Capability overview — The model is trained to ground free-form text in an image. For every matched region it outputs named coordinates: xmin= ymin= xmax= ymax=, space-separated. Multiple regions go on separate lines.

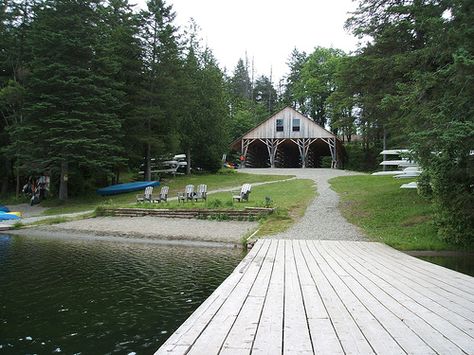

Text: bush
xmin=320 ymin=156 xmax=332 ymax=168
xmin=413 ymin=122 xmax=474 ymax=247
xmin=206 ymin=198 xmax=224 ymax=208
xmin=342 ymin=142 xmax=382 ymax=172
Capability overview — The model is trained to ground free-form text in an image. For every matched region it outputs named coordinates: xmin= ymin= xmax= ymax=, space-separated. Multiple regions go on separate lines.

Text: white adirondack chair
xmin=178 ymin=184 xmax=194 ymax=202
xmin=194 ymin=184 xmax=207 ymax=201
xmin=233 ymin=183 xmax=251 ymax=202
xmin=136 ymin=186 xmax=153 ymax=202
xmin=152 ymin=186 xmax=169 ymax=203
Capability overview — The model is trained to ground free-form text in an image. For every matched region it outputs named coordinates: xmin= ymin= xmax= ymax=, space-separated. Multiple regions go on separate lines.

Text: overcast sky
xmin=135 ymin=0 xmax=360 ymax=83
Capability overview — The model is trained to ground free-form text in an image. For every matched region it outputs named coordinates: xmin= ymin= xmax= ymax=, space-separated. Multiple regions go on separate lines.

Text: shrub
xmin=342 ymin=142 xmax=382 ymax=172
xmin=320 ymin=156 xmax=332 ymax=168
xmin=413 ymin=122 xmax=474 ymax=247
xmin=206 ymin=199 xmax=223 ymax=208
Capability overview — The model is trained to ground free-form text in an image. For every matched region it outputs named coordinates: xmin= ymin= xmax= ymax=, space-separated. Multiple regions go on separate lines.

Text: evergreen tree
xmin=18 ymin=0 xmax=123 ymax=200
xmin=345 ymin=0 xmax=474 ymax=244
xmin=253 ymin=75 xmax=277 ymax=115
xmin=98 ymin=0 xmax=143 ymax=181
xmin=0 ymin=0 xmax=34 ymax=195
xmin=180 ymin=22 xmax=228 ymax=172
xmin=282 ymin=48 xmax=307 ymax=109
xmin=230 ymin=58 xmax=252 ymax=102
xmin=138 ymin=0 xmax=181 ymax=180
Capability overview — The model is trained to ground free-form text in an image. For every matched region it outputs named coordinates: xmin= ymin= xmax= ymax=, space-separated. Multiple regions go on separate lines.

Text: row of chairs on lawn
xmin=136 ymin=183 xmax=252 ymax=203
xmin=177 ymin=184 xmax=208 ymax=203
xmin=136 ymin=186 xmax=169 ymax=203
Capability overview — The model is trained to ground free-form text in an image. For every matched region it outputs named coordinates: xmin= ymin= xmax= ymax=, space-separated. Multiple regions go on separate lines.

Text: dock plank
xmin=220 ymin=239 xmax=278 ymax=354
xmin=308 ymin=241 xmax=405 ymax=354
xmin=156 ymin=240 xmax=266 ymax=354
xmin=346 ymin=242 xmax=474 ymax=354
xmin=301 ymin=241 xmax=375 ymax=354
xmin=319 ymin=241 xmax=436 ymax=354
xmin=283 ymin=240 xmax=313 ymax=354
xmin=156 ymin=240 xmax=474 ymax=355
xmin=293 ymin=240 xmax=344 ymax=354
xmin=251 ymin=240 xmax=285 ymax=355
xmin=186 ymin=240 xmax=272 ymax=355
xmin=330 ymin=241 xmax=465 ymax=354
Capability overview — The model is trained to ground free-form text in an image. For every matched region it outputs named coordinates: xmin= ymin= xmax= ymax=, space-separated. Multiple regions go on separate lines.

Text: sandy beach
xmin=8 ymin=216 xmax=258 ymax=247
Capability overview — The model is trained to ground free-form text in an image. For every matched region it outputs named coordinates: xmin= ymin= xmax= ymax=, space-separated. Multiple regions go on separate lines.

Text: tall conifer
xmin=22 ymin=0 xmax=123 ymax=200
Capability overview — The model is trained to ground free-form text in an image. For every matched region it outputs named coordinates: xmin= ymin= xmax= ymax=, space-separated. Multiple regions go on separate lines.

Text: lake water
xmin=415 ymin=254 xmax=474 ymax=277
xmin=0 ymin=235 xmax=245 ymax=354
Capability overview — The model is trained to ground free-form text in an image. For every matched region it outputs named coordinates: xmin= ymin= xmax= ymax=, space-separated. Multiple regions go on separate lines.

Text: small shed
xmin=231 ymin=107 xmax=342 ymax=168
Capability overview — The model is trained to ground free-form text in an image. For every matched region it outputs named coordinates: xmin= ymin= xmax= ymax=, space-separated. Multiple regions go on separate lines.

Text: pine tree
xmin=20 ymin=0 xmax=123 ymax=200
xmin=0 ymin=0 xmax=34 ymax=195
xmin=98 ymin=0 xmax=143 ymax=182
xmin=253 ymin=75 xmax=277 ymax=115
xmin=180 ymin=22 xmax=228 ymax=172
xmin=137 ymin=0 xmax=182 ymax=180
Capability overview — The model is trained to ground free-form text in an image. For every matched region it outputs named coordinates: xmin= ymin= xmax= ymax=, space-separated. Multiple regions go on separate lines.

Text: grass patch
xmin=207 ymin=179 xmax=316 ymax=235
xmin=21 ymin=213 xmax=94 ymax=228
xmin=98 ymin=178 xmax=316 ymax=236
xmin=330 ymin=175 xmax=455 ymax=251
xmin=40 ymin=172 xmax=293 ymax=215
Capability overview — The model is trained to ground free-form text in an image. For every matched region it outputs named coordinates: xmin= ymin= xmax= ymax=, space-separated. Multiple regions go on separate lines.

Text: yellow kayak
xmin=6 ymin=211 xmax=22 ymax=217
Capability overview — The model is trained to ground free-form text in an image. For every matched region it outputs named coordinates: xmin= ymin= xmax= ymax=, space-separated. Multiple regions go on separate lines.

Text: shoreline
xmin=5 ymin=216 xmax=259 ymax=248
xmin=6 ymin=228 xmax=241 ymax=249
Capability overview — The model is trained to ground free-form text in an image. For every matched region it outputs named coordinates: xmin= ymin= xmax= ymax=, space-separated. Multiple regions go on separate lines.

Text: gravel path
xmin=243 ymin=168 xmax=367 ymax=241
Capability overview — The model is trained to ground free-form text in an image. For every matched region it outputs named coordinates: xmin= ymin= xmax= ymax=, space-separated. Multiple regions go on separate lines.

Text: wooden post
xmin=260 ymin=138 xmax=283 ymax=168
xmin=291 ymin=138 xmax=318 ymax=168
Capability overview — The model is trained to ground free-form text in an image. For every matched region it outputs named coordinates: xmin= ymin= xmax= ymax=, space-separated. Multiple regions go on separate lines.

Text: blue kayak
xmin=96 ymin=181 xmax=160 ymax=196
xmin=0 ymin=212 xmax=20 ymax=221
xmin=0 ymin=205 xmax=10 ymax=212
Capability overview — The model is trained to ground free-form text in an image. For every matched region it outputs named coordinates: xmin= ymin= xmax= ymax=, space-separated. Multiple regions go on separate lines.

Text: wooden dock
xmin=156 ymin=240 xmax=474 ymax=354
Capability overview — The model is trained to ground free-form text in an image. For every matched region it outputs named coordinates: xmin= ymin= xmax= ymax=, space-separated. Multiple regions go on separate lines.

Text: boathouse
xmin=231 ymin=107 xmax=342 ymax=168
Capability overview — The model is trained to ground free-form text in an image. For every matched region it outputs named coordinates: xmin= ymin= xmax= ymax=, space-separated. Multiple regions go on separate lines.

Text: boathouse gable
xmin=242 ymin=107 xmax=333 ymax=140
xmin=233 ymin=107 xmax=341 ymax=169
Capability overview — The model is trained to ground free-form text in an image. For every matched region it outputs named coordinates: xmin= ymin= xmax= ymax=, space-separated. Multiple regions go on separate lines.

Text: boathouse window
xmin=292 ymin=118 xmax=300 ymax=132
xmin=276 ymin=119 xmax=284 ymax=132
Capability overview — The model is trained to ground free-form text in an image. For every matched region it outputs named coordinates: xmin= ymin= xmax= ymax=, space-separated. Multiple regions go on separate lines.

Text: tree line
xmin=1 ymin=0 xmax=472 ymax=244
xmin=0 ymin=0 xmax=237 ymax=201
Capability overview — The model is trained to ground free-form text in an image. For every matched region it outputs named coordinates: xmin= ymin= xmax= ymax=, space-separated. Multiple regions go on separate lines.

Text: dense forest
xmin=1 ymin=0 xmax=472 ymax=244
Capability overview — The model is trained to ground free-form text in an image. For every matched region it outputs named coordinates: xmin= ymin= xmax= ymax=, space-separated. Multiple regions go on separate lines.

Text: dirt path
xmin=242 ymin=168 xmax=367 ymax=241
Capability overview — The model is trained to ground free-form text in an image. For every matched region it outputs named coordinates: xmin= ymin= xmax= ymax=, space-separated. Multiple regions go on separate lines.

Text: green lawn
xmin=40 ymin=171 xmax=294 ymax=215
xmin=330 ymin=175 xmax=453 ymax=251
xmin=102 ymin=178 xmax=316 ymax=237
xmin=199 ymin=178 xmax=316 ymax=236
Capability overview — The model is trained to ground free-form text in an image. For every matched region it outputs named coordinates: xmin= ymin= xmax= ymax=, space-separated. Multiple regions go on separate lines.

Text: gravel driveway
xmin=243 ymin=168 xmax=367 ymax=241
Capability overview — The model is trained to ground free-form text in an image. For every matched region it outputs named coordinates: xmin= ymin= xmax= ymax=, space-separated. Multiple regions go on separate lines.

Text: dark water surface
xmin=0 ymin=235 xmax=245 ymax=354
xmin=415 ymin=254 xmax=474 ymax=277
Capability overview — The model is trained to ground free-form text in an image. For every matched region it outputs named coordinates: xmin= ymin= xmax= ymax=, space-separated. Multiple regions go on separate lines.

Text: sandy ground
xmin=10 ymin=216 xmax=258 ymax=246
xmin=5 ymin=168 xmax=365 ymax=245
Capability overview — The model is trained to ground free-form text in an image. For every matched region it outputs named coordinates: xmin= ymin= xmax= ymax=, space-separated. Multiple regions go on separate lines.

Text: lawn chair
xmin=232 ymin=183 xmax=251 ymax=202
xmin=194 ymin=184 xmax=207 ymax=202
xmin=177 ymin=184 xmax=194 ymax=202
xmin=152 ymin=186 xmax=169 ymax=203
xmin=136 ymin=186 xmax=153 ymax=202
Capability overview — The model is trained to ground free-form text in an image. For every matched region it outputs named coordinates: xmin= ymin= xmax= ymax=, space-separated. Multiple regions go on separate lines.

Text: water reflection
xmin=0 ymin=235 xmax=245 ymax=354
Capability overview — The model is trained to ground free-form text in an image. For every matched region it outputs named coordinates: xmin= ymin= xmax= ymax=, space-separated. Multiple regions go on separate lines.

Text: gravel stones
xmin=243 ymin=168 xmax=367 ymax=241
